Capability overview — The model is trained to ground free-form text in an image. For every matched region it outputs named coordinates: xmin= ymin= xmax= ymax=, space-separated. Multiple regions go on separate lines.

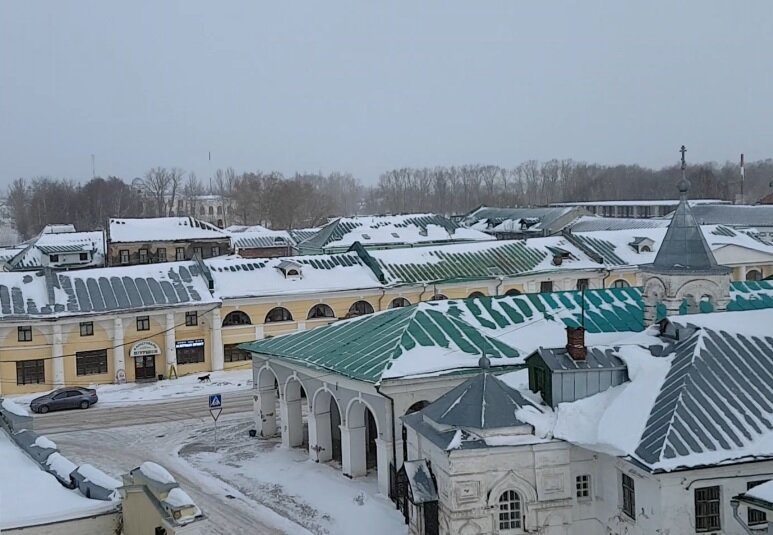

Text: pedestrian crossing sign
xmin=209 ymin=394 xmax=222 ymax=409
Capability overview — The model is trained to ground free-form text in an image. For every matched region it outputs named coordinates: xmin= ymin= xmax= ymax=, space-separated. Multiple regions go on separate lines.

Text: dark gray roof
xmin=465 ymin=206 xmax=577 ymax=232
xmin=634 ymin=326 xmax=773 ymax=469
xmin=529 ymin=347 xmax=626 ymax=371
xmin=570 ymin=216 xmax=670 ymax=232
xmin=649 ymin=182 xmax=730 ymax=274
xmin=420 ymin=372 xmax=534 ymax=430
xmin=691 ymin=204 xmax=773 ymax=227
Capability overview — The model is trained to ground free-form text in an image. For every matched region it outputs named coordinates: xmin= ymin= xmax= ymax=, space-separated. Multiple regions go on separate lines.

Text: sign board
xmin=115 ymin=369 xmax=126 ymax=384
xmin=209 ymin=394 xmax=223 ymax=423
xmin=130 ymin=340 xmax=161 ymax=358
xmin=176 ymin=339 xmax=205 ymax=349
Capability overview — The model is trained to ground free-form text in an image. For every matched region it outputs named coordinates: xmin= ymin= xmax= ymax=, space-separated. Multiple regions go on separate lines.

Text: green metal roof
xmin=241 ymin=304 xmax=520 ymax=384
xmin=242 ymin=281 xmax=773 ymax=384
xmin=567 ymin=234 xmax=626 ymax=265
xmin=373 ymin=241 xmax=550 ymax=284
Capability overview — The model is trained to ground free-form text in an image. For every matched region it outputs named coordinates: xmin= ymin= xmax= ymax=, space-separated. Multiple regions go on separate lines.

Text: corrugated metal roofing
xmin=242 ymin=305 xmax=520 ymax=383
xmin=691 ymin=204 xmax=773 ymax=227
xmin=569 ymin=217 xmax=670 ymax=232
xmin=634 ymin=326 xmax=773 ymax=470
xmin=373 ymin=241 xmax=550 ymax=284
xmin=567 ymin=234 xmax=626 ymax=265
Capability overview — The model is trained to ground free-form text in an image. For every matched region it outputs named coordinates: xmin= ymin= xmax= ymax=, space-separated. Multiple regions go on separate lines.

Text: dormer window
xmin=273 ymin=236 xmax=287 ymax=245
xmin=276 ymin=260 xmax=303 ymax=279
xmin=629 ymin=237 xmax=655 ymax=254
xmin=361 ymin=234 xmax=371 ymax=240
xmin=391 ymin=232 xmax=399 ymax=239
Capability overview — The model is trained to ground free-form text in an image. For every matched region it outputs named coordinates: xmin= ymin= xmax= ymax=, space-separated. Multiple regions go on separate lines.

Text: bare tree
xmin=183 ymin=172 xmax=204 ymax=217
xmin=167 ymin=167 xmax=185 ymax=216
xmin=142 ymin=167 xmax=171 ymax=217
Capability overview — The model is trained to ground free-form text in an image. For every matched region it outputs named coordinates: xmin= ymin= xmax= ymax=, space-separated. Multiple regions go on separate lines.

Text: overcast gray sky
xmin=1 ymin=1 xmax=771 ymax=186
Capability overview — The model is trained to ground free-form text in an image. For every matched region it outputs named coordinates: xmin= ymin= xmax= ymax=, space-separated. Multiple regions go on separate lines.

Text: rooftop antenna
xmin=91 ymin=154 xmax=96 ymax=180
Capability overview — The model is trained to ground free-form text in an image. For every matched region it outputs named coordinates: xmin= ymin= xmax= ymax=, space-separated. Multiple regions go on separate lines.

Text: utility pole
xmin=91 ymin=154 xmax=96 ymax=179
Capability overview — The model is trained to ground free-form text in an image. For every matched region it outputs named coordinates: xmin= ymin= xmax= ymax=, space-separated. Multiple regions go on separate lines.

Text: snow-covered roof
xmin=463 ymin=206 xmax=583 ymax=235
xmin=568 ymin=224 xmax=773 ymax=267
xmin=552 ymin=199 xmax=728 ymax=207
xmin=206 ymin=253 xmax=382 ymax=299
xmin=108 ymin=217 xmax=229 ymax=243
xmin=0 ymin=430 xmax=117 ymax=530
xmin=226 ymin=225 xmax=296 ymax=250
xmin=743 ymin=480 xmax=773 ymax=506
xmin=569 ymin=216 xmax=670 ymax=233
xmin=511 ymin=308 xmax=773 ymax=472
xmin=297 ymin=214 xmax=492 ymax=252
xmin=367 ymin=237 xmax=605 ymax=285
xmin=6 ymin=230 xmax=106 ymax=270
xmin=0 ymin=261 xmax=217 ymax=320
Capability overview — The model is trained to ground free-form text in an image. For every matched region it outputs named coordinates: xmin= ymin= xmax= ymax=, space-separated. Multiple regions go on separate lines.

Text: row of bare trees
xmin=368 ymin=160 xmax=773 ymax=214
xmin=7 ymin=159 xmax=773 ymax=240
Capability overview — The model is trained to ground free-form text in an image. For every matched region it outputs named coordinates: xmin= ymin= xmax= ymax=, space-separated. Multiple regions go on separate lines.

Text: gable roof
xmin=108 ymin=217 xmax=229 ymax=243
xmin=420 ymin=372 xmax=535 ymax=429
xmin=463 ymin=206 xmax=582 ymax=235
xmin=632 ymin=317 xmax=773 ymax=470
xmin=297 ymin=214 xmax=492 ymax=252
xmin=241 ymin=304 xmax=520 ymax=384
xmin=691 ymin=204 xmax=773 ymax=228
xmin=226 ymin=225 xmax=296 ymax=250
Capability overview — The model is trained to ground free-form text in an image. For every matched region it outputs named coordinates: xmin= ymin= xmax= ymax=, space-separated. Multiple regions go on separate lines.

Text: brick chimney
xmin=566 ymin=326 xmax=587 ymax=361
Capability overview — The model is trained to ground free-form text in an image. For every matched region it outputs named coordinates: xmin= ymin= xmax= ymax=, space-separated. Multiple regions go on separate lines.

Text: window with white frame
xmin=498 ymin=490 xmax=522 ymax=531
xmin=748 ymin=480 xmax=769 ymax=525
xmin=576 ymin=474 xmax=591 ymax=499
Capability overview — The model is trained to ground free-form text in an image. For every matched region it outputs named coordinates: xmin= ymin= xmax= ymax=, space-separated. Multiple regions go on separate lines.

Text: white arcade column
xmin=164 ymin=312 xmax=176 ymax=376
xmin=279 ymin=396 xmax=304 ymax=448
xmin=309 ymin=410 xmax=332 ymax=462
xmin=375 ymin=438 xmax=392 ymax=496
xmin=52 ymin=324 xmax=64 ymax=387
xmin=113 ymin=318 xmax=125 ymax=383
xmin=258 ymin=384 xmax=277 ymax=437
xmin=341 ymin=425 xmax=367 ymax=478
xmin=210 ymin=308 xmax=224 ymax=372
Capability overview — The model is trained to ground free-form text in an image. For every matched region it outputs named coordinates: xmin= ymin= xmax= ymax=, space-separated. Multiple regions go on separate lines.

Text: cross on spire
xmin=680 ymin=145 xmax=687 ymax=170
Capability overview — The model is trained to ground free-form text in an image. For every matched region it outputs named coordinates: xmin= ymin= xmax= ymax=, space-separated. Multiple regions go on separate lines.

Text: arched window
xmin=505 ymin=289 xmax=522 ymax=297
xmin=308 ymin=304 xmax=335 ymax=319
xmin=199 ymin=205 xmax=205 ymax=215
xmin=265 ymin=307 xmax=293 ymax=323
xmin=640 ymin=245 xmax=652 ymax=253
xmin=612 ymin=279 xmax=630 ymax=289
xmin=222 ymin=310 xmax=252 ymax=326
xmin=208 ymin=206 xmax=214 ymax=216
xmin=468 ymin=291 xmax=485 ymax=299
xmin=217 ymin=205 xmax=223 ymax=215
xmin=429 ymin=294 xmax=448 ymax=301
xmin=498 ymin=490 xmax=522 ymax=530
xmin=746 ymin=269 xmax=763 ymax=281
xmin=347 ymin=300 xmax=374 ymax=317
xmin=389 ymin=297 xmax=410 ymax=309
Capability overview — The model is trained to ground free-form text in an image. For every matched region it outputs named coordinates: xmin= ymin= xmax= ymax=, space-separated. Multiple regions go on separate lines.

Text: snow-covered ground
xmin=49 ymin=413 xmax=406 ymax=535
xmin=9 ymin=369 xmax=253 ymax=408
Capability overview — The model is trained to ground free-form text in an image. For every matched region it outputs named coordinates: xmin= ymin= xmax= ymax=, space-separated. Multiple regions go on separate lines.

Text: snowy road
xmin=48 ymin=414 xmax=307 ymax=535
xmin=32 ymin=390 xmax=255 ymax=433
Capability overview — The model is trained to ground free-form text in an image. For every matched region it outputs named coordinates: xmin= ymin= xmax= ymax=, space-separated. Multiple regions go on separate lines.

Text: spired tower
xmin=641 ymin=146 xmax=732 ymax=324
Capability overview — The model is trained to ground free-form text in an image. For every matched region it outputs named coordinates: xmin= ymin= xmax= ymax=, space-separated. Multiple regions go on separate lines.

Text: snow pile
xmin=0 ymin=431 xmax=116 ymax=529
xmin=46 ymin=452 xmax=77 ymax=481
xmin=34 ymin=435 xmax=58 ymax=450
xmin=445 ymin=429 xmax=463 ymax=451
xmin=1 ymin=397 xmax=30 ymax=416
xmin=139 ymin=461 xmax=176 ymax=484
xmin=77 ymin=464 xmax=122 ymax=490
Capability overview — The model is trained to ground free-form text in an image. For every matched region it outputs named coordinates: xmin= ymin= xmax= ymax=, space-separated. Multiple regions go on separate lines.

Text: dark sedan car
xmin=30 ymin=387 xmax=98 ymax=414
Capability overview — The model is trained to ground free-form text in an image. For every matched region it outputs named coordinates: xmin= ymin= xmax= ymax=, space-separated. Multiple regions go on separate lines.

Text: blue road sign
xmin=209 ymin=394 xmax=222 ymax=409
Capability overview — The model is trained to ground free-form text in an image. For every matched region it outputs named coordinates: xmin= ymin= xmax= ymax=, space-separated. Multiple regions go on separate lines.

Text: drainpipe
xmin=601 ymin=268 xmax=612 ymax=289
xmin=495 ymin=276 xmax=504 ymax=297
xmin=418 ymin=283 xmax=428 ymax=303
xmin=730 ymin=500 xmax=755 ymax=535
xmin=377 ymin=289 xmax=386 ymax=311
xmin=375 ymin=384 xmax=399 ymax=506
